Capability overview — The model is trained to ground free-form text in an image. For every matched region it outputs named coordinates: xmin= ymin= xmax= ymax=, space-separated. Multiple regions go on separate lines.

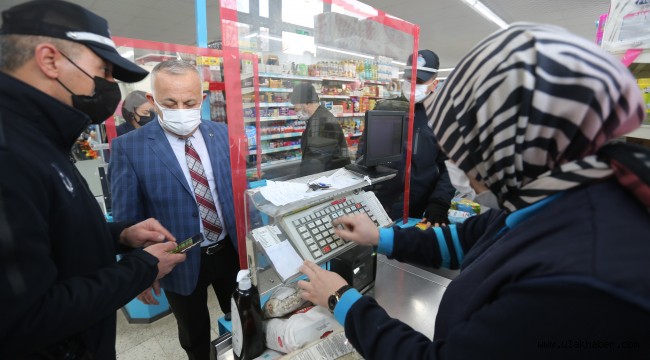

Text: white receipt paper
xmin=259 ymin=170 xmax=365 ymax=206
xmin=266 ymin=241 xmax=303 ymax=281
xmin=260 ymin=181 xmax=309 ymax=207
xmin=251 ymin=226 xmax=303 ymax=281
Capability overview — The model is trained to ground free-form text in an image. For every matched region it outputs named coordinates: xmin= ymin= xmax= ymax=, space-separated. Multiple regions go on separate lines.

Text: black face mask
xmin=57 ymin=52 xmax=122 ymax=125
xmin=136 ymin=110 xmax=155 ymax=125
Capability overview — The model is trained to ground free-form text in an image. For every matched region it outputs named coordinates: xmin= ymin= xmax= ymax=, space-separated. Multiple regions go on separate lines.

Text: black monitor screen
xmin=364 ymin=110 xmax=406 ymax=167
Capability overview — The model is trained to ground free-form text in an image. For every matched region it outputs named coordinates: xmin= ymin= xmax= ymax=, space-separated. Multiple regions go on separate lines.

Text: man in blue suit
xmin=109 ymin=60 xmax=239 ymax=360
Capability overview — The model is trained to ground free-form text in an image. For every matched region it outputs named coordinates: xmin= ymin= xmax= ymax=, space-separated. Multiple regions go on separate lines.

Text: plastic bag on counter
xmin=263 ymin=283 xmax=311 ymax=319
xmin=263 ymin=306 xmax=343 ymax=354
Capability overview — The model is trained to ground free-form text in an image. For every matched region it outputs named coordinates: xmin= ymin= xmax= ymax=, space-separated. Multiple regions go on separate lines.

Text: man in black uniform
xmin=291 ymin=82 xmax=351 ymax=176
xmin=361 ymin=50 xmax=454 ymax=226
xmin=0 ymin=1 xmax=186 ymax=359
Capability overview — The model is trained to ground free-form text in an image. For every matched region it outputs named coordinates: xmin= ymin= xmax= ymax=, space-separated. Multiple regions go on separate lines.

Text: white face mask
xmin=445 ymin=160 xmax=476 ymax=200
xmin=154 ymin=97 xmax=202 ymax=136
xmin=296 ymin=109 xmax=311 ymax=121
xmin=402 ymin=80 xmax=431 ymax=103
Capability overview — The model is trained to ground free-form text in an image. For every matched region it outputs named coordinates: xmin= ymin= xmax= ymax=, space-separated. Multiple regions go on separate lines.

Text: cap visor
xmin=89 ymin=44 xmax=149 ymax=82
xmin=405 ymin=70 xmax=432 ymax=82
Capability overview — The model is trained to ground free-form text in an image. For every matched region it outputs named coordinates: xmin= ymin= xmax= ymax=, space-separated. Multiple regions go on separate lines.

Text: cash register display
xmin=279 ymin=191 xmax=392 ymax=264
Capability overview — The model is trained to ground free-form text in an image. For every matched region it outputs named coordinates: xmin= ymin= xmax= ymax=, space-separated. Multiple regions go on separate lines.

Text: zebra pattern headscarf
xmin=429 ymin=23 xmax=647 ymax=212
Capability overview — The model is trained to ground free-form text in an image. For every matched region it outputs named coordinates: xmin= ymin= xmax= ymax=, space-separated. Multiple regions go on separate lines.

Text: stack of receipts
xmin=260 ymin=169 xmax=367 ymax=207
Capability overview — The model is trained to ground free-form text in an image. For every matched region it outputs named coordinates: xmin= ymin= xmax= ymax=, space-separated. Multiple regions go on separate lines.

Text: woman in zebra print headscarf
xmin=298 ymin=23 xmax=650 ymax=360
xmin=429 ymin=22 xmax=649 ymax=211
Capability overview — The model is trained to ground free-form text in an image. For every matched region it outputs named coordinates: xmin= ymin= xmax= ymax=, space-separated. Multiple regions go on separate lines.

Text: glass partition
xmin=218 ymin=0 xmax=419 ymax=271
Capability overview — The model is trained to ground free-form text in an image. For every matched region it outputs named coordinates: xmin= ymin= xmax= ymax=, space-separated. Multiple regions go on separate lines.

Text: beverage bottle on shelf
xmin=356 ymin=60 xmax=362 ymax=80
xmin=371 ymin=61 xmax=376 ymax=81
xmin=365 ymin=60 xmax=371 ymax=81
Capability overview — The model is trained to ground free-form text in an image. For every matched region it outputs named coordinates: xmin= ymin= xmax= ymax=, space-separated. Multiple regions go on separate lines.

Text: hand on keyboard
xmin=332 ymin=213 xmax=380 ymax=247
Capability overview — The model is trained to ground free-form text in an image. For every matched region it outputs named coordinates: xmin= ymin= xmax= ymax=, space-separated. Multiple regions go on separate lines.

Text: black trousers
xmin=165 ymin=239 xmax=239 ymax=360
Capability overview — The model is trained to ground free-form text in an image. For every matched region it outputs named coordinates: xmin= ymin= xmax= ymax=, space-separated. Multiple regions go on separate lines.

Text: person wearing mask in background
xmin=117 ymin=90 xmax=156 ymax=136
xmin=109 ymin=60 xmax=240 ymax=360
xmin=360 ymin=50 xmax=454 ymax=226
xmin=298 ymin=23 xmax=650 ymax=359
xmin=0 ymin=1 xmax=186 ymax=359
xmin=291 ymin=82 xmax=350 ymax=176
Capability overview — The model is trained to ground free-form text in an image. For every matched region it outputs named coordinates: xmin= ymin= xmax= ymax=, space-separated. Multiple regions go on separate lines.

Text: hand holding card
xmin=169 ymin=233 xmax=203 ymax=254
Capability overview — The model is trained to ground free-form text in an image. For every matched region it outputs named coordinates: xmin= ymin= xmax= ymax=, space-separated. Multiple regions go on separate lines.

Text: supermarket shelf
xmin=626 ymin=125 xmax=650 ymax=140
xmin=320 ymin=94 xmax=351 ymax=99
xmin=243 ymin=102 xmax=293 ymax=109
xmin=321 ymin=76 xmax=357 ymax=82
xmin=241 ymin=73 xmax=254 ymax=80
xmin=335 ymin=112 xmax=365 ymax=118
xmin=243 ymin=116 xmax=299 ymax=123
xmin=249 ymin=144 xmax=301 ymax=155
xmin=259 ymin=72 xmax=320 ymax=81
xmin=259 ymin=87 xmax=294 ymax=92
xmin=363 ymin=79 xmax=392 ymax=85
xmin=260 ymin=132 xmax=303 ymax=140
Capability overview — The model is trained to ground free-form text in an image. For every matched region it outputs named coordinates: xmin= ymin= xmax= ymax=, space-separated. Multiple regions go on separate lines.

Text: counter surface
xmin=373 ymin=254 xmax=451 ymax=338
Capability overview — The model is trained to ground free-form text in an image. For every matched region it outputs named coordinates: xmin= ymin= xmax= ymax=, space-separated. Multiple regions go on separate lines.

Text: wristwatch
xmin=328 ymin=285 xmax=353 ymax=313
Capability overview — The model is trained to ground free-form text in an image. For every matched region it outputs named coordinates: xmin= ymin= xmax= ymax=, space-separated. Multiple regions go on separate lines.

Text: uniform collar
xmin=505 ymin=193 xmax=563 ymax=229
xmin=0 ymin=71 xmax=91 ymax=151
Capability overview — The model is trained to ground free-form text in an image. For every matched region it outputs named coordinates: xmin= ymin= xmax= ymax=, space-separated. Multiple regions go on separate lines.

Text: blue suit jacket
xmin=109 ymin=120 xmax=238 ymax=296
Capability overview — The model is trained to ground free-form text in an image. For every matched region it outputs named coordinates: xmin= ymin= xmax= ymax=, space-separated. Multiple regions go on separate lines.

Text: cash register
xmin=245 ymin=110 xmax=407 ymax=293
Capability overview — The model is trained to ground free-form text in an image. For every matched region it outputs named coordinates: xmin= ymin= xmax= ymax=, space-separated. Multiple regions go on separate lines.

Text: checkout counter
xmin=211 ymin=168 xmax=455 ymax=359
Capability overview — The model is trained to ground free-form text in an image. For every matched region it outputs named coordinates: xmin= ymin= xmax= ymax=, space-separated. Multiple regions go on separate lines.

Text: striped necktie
xmin=185 ymin=138 xmax=222 ymax=242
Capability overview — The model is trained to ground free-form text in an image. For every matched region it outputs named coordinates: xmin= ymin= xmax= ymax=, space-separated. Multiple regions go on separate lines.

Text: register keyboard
xmin=280 ymin=190 xmax=392 ymax=264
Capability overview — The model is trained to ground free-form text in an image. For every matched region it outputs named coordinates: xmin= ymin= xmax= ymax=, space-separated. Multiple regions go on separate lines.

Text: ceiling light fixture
xmin=438 ymin=67 xmax=455 ymax=72
xmin=316 ymin=45 xmax=374 ymax=59
xmin=459 ymin=0 xmax=508 ymax=29
xmin=392 ymin=60 xmax=407 ymax=66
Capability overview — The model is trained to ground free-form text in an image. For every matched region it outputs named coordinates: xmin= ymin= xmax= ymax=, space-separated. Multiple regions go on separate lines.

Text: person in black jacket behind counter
xmin=290 ymin=82 xmax=350 ymax=176
xmin=358 ymin=50 xmax=455 ymax=226
xmin=0 ymin=1 xmax=186 ymax=359
xmin=298 ymin=23 xmax=650 ymax=359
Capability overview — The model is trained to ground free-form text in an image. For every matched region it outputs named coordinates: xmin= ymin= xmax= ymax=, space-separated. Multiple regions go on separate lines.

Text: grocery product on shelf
xmin=245 ymin=56 xmax=402 ymax=179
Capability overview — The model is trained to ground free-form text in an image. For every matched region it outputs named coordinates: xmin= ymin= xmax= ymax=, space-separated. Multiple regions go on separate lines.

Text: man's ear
xmin=33 ymin=43 xmax=63 ymax=80
xmin=429 ymin=79 xmax=439 ymax=92
xmin=146 ymin=93 xmax=160 ymax=115
xmin=146 ymin=93 xmax=155 ymax=105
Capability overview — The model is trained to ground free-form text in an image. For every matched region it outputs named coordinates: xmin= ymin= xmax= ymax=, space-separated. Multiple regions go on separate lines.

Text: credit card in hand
xmin=169 ymin=234 xmax=203 ymax=253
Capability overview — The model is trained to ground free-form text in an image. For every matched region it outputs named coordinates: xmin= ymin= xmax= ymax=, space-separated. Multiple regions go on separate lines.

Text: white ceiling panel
xmin=0 ymin=0 xmax=611 ymax=67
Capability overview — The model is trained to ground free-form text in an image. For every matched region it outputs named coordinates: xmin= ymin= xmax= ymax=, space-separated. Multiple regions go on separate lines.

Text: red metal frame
xmin=218 ymin=0 xmax=420 ymax=268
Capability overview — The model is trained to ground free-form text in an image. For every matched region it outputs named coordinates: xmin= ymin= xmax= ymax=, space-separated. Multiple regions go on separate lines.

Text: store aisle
xmin=116 ymin=291 xmax=224 ymax=360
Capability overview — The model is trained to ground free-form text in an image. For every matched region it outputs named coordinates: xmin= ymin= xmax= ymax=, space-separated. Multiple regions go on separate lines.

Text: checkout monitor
xmin=345 ymin=110 xmax=406 ymax=178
